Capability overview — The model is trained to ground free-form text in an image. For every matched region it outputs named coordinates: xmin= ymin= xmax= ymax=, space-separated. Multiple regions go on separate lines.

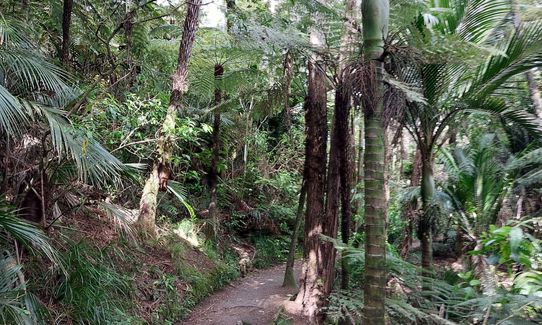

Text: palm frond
xmin=36 ymin=105 xmax=127 ymax=188
xmin=98 ymin=202 xmax=137 ymax=243
xmin=0 ymin=85 xmax=27 ymax=135
xmin=0 ymin=201 xmax=61 ymax=270
xmin=0 ymin=254 xmax=42 ymax=325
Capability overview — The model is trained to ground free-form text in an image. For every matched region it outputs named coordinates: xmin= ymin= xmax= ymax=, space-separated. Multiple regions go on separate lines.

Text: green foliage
xmin=53 ymin=242 xmax=135 ymax=324
xmin=250 ymin=235 xmax=291 ymax=269
xmin=477 ymin=224 xmax=541 ymax=268
xmin=0 ymin=254 xmax=45 ymax=325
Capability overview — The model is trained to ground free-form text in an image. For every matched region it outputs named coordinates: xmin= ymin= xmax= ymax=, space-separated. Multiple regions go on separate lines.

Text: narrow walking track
xmin=181 ymin=262 xmax=301 ymax=325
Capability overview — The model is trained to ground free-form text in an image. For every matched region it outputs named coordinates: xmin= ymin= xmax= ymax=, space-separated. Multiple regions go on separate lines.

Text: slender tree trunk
xmin=399 ymin=149 xmax=421 ymax=258
xmin=294 ymin=23 xmax=329 ymax=324
xmin=123 ymin=3 xmax=137 ymax=91
xmin=282 ymin=50 xmax=294 ymax=130
xmin=60 ymin=0 xmax=74 ymax=64
xmin=353 ymin=111 xmax=365 ymax=240
xmin=361 ymin=1 xmax=389 ymax=323
xmin=419 ymin=152 xmax=435 ymax=274
xmin=208 ymin=63 xmax=224 ymax=237
xmin=526 ymin=71 xmax=542 ymax=118
xmin=512 ymin=1 xmax=542 ymax=117
xmin=137 ymin=0 xmax=202 ymax=235
xmin=283 ymin=180 xmax=307 ymax=288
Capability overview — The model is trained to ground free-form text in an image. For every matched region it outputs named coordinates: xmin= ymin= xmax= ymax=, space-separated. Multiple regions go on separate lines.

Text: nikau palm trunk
xmin=419 ymin=154 xmax=435 ymax=273
xmin=361 ymin=0 xmax=389 ymax=324
xmin=137 ymin=0 xmax=202 ymax=235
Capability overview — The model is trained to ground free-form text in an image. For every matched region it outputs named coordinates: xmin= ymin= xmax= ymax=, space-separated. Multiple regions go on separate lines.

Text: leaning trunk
xmin=294 ymin=23 xmax=329 ymax=323
xmin=283 ymin=180 xmax=307 ymax=288
xmin=208 ymin=64 xmax=224 ymax=237
xmin=60 ymin=0 xmax=73 ymax=64
xmin=137 ymin=0 xmax=202 ymax=235
xmin=361 ymin=0 xmax=389 ymax=323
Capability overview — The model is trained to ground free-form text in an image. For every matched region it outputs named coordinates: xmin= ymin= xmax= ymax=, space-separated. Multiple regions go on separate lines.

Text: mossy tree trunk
xmin=361 ymin=0 xmax=389 ymax=323
xmin=137 ymin=0 xmax=202 ymax=236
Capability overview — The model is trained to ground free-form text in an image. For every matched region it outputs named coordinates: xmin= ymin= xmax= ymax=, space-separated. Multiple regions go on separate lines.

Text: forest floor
xmin=181 ymin=261 xmax=303 ymax=325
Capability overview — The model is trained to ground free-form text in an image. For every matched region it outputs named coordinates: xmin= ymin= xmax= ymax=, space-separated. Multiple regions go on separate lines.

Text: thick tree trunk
xmin=208 ymin=63 xmax=224 ymax=237
xmin=137 ymin=0 xmax=202 ymax=235
xmin=294 ymin=24 xmax=329 ymax=324
xmin=338 ymin=87 xmax=353 ymax=291
xmin=361 ymin=1 xmax=389 ymax=323
xmin=60 ymin=0 xmax=73 ymax=64
xmin=283 ymin=180 xmax=306 ymax=288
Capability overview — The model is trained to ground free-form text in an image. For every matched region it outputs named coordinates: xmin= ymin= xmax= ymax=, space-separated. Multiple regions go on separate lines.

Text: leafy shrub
xmin=250 ymin=235 xmax=290 ymax=269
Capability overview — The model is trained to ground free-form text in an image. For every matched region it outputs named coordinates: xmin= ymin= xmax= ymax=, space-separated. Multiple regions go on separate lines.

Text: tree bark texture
xmin=337 ymin=0 xmax=357 ymax=291
xmin=361 ymin=1 xmax=389 ymax=323
xmin=399 ymin=149 xmax=421 ymax=258
xmin=60 ymin=0 xmax=73 ymax=64
xmin=137 ymin=0 xmax=202 ymax=235
xmin=294 ymin=24 xmax=329 ymax=324
xmin=419 ymin=154 xmax=436 ymax=274
xmin=283 ymin=180 xmax=306 ymax=288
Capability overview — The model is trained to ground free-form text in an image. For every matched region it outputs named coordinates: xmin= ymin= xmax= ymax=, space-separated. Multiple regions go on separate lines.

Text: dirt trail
xmin=181 ymin=262 xmax=302 ymax=325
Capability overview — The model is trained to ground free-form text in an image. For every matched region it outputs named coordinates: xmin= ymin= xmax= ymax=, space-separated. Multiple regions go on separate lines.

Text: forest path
xmin=181 ymin=261 xmax=302 ymax=325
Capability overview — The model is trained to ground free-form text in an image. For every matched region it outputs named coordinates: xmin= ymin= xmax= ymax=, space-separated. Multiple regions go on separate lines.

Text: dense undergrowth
xmin=23 ymin=212 xmax=261 ymax=324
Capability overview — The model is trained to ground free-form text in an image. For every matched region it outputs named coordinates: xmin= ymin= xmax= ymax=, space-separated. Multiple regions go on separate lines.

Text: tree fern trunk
xmin=137 ymin=0 xmax=202 ymax=236
xmin=361 ymin=1 xmax=389 ymax=323
xmin=208 ymin=63 xmax=224 ymax=238
xmin=294 ymin=22 xmax=329 ymax=324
